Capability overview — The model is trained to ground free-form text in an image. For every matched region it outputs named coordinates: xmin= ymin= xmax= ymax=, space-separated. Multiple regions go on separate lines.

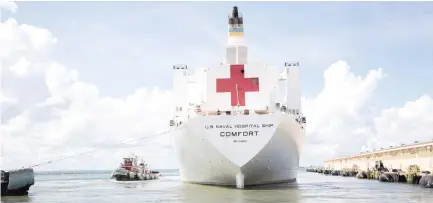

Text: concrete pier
xmin=324 ymin=140 xmax=433 ymax=172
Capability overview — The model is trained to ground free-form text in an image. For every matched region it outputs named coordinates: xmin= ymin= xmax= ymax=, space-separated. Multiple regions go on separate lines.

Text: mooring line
xmin=27 ymin=127 xmax=184 ymax=168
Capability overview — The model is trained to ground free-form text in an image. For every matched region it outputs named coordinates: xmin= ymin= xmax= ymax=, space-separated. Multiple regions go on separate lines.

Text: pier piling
xmin=306 ymin=140 xmax=433 ymax=188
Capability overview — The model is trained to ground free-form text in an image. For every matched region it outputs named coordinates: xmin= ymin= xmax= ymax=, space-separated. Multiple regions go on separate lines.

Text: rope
xmin=27 ymin=126 xmax=184 ymax=168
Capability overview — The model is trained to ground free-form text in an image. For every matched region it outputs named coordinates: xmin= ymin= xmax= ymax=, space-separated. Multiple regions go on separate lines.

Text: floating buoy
xmin=356 ymin=171 xmax=367 ymax=179
xmin=1 ymin=168 xmax=35 ymax=196
xmin=379 ymin=173 xmax=395 ymax=182
xmin=419 ymin=175 xmax=433 ymax=188
xmin=331 ymin=170 xmax=340 ymax=176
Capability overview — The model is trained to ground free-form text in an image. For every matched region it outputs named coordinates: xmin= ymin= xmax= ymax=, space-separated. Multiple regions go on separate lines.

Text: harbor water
xmin=1 ymin=169 xmax=432 ymax=203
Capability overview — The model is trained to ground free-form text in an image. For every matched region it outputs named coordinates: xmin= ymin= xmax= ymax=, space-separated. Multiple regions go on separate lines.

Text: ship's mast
xmin=172 ymin=64 xmax=189 ymax=125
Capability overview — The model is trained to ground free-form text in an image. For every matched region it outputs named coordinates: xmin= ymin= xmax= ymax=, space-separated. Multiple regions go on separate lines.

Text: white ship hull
xmin=172 ymin=113 xmax=304 ymax=186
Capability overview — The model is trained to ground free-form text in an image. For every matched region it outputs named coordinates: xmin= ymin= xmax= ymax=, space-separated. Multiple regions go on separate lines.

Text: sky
xmin=1 ymin=0 xmax=433 ymax=171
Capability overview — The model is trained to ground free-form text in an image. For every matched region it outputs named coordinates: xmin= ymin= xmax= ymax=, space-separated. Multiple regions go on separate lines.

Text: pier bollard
xmin=379 ymin=172 xmax=400 ymax=182
xmin=356 ymin=171 xmax=367 ymax=179
xmin=236 ymin=173 xmax=244 ymax=189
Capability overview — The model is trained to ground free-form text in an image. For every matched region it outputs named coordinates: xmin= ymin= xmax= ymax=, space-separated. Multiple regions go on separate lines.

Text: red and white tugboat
xmin=110 ymin=154 xmax=160 ymax=181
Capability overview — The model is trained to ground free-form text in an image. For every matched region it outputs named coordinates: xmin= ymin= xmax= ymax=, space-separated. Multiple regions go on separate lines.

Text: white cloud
xmin=0 ymin=94 xmax=15 ymax=105
xmin=300 ymin=62 xmax=433 ymax=166
xmin=0 ymin=18 xmax=57 ymax=60
xmin=0 ymin=0 xmax=17 ymax=13
xmin=1 ymin=5 xmax=432 ymax=171
xmin=7 ymin=57 xmax=30 ymax=77
xmin=0 ymin=15 xmax=176 ymax=170
xmin=365 ymin=95 xmax=433 ymax=150
xmin=303 ymin=60 xmax=385 ymax=135
xmin=300 ymin=61 xmax=386 ymax=164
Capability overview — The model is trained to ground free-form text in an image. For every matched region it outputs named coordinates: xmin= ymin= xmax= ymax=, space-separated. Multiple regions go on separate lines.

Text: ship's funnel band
xmin=229 ymin=28 xmax=243 ymax=32
xmin=229 ymin=23 xmax=243 ymax=29
xmin=229 ymin=24 xmax=243 ymax=28
xmin=229 ymin=32 xmax=244 ymax=37
xmin=229 ymin=25 xmax=244 ymax=37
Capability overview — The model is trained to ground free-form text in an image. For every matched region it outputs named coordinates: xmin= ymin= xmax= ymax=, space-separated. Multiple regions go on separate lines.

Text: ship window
xmin=226 ymin=47 xmax=237 ymax=64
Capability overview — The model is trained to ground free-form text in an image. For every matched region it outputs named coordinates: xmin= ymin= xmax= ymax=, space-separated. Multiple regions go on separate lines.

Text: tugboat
xmin=110 ymin=154 xmax=160 ymax=181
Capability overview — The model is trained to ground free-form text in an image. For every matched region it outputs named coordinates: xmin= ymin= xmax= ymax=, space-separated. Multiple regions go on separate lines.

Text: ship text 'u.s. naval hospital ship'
xmin=169 ymin=6 xmax=307 ymax=188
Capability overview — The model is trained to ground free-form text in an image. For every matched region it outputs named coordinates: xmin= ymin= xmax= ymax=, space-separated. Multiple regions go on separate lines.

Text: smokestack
xmin=226 ymin=6 xmax=247 ymax=64
xmin=232 ymin=6 xmax=239 ymax=18
xmin=228 ymin=6 xmax=244 ymax=37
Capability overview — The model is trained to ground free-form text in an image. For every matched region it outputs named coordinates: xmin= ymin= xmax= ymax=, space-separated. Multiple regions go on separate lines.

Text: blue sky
xmin=5 ymin=1 xmax=433 ymax=111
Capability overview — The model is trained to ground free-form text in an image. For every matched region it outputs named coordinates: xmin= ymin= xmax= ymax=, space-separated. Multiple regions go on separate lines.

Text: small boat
xmin=110 ymin=154 xmax=160 ymax=181
xmin=1 ymin=168 xmax=35 ymax=196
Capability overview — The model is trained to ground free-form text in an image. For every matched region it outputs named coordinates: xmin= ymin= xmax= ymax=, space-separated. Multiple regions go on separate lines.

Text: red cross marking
xmin=216 ymin=64 xmax=260 ymax=106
